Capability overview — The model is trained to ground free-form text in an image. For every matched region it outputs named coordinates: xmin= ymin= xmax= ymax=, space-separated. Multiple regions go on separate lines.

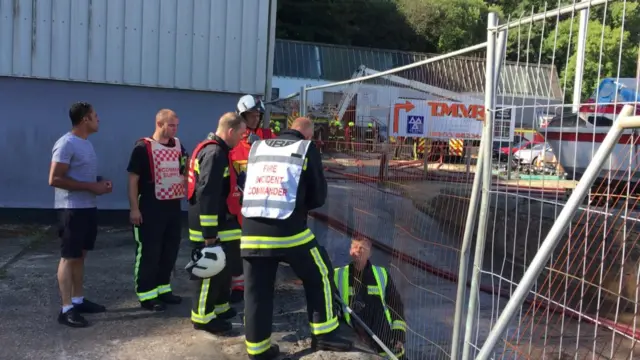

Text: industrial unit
xmin=0 ymin=0 xmax=275 ymax=209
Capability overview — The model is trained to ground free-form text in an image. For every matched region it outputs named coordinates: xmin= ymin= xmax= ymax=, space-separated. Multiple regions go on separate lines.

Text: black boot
xmin=229 ymin=289 xmax=244 ymax=304
xmin=311 ymin=333 xmax=353 ymax=352
xmin=193 ymin=318 xmax=232 ymax=334
xmin=216 ymin=307 xmax=238 ymax=321
xmin=248 ymin=344 xmax=280 ymax=360
xmin=140 ymin=299 xmax=166 ymax=312
xmin=158 ymin=292 xmax=182 ymax=305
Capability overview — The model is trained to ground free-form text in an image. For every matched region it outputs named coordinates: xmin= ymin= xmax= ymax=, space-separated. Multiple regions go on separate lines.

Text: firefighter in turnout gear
xmin=187 ymin=112 xmax=247 ymax=334
xmin=335 ymin=237 xmax=407 ymax=359
xmin=345 ymin=121 xmax=355 ymax=151
xmin=365 ymin=122 xmax=375 ymax=152
xmin=228 ymin=94 xmax=276 ymax=304
xmin=240 ymin=117 xmax=353 ymax=359
xmin=127 ymin=109 xmax=188 ymax=311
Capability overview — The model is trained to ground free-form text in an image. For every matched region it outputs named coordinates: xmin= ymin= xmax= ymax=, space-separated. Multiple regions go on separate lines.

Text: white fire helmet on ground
xmin=185 ymin=245 xmax=226 ymax=279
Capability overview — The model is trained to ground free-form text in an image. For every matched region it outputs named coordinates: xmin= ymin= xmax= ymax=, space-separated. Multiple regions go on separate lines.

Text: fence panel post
xmin=460 ymin=12 xmax=498 ymax=360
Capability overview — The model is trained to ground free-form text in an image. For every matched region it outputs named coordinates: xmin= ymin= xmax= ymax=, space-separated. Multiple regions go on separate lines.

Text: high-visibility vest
xmin=334 ymin=265 xmax=392 ymax=326
xmin=187 ymin=140 xmax=237 ymax=215
xmin=140 ymin=137 xmax=186 ymax=200
xmin=240 ymin=139 xmax=311 ymax=220
xmin=229 ymin=128 xmax=274 ymax=224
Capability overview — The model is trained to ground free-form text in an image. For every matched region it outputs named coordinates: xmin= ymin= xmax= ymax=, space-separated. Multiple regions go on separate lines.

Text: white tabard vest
xmin=241 ymin=139 xmax=311 ymax=219
xmin=145 ymin=137 xmax=185 ymax=200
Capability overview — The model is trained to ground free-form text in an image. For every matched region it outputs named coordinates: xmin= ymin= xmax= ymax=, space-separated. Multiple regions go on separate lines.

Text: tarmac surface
xmin=0 ymin=223 xmax=378 ymax=360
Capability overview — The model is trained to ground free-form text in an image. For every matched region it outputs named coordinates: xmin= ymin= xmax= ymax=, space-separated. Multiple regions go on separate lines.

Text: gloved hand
xmin=352 ymin=300 xmax=366 ymax=312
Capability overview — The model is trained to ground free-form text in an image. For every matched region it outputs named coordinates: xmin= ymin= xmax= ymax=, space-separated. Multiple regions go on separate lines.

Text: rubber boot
xmin=311 ymin=332 xmax=353 ymax=352
xmin=216 ymin=307 xmax=238 ymax=321
xmin=248 ymin=344 xmax=280 ymax=360
xmin=193 ymin=318 xmax=232 ymax=334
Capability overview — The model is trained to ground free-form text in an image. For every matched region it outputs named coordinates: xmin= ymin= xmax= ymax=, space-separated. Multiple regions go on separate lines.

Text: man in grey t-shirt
xmin=49 ymin=102 xmax=112 ymax=328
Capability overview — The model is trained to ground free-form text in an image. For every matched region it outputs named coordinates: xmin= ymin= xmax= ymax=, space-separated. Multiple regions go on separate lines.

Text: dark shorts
xmin=57 ymin=208 xmax=98 ymax=259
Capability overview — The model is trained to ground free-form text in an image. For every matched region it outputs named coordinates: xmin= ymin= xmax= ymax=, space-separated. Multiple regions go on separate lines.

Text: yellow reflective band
xmin=303 ymin=157 xmax=308 ymax=170
xmin=392 ymin=320 xmax=407 ymax=331
xmin=240 ymin=229 xmax=314 ymax=249
xmin=309 ymin=316 xmax=339 ymax=335
xmin=214 ymin=303 xmax=231 ymax=314
xmin=310 ymin=247 xmax=333 ymax=321
xmin=137 ymin=288 xmax=158 ymax=302
xmin=223 ymin=167 xmax=230 ymax=178
xmin=367 ymin=285 xmax=381 ymax=295
xmin=193 ymin=159 xmax=200 ymax=174
xmin=379 ymin=346 xmax=405 ymax=359
xmin=191 ymin=310 xmax=216 ymax=324
xmin=219 ymin=229 xmax=241 ymax=242
xmin=200 ymin=214 xmax=218 ymax=227
xmin=245 ymin=338 xmax=271 ymax=355
xmin=189 ymin=229 xmax=204 ymax=242
xmin=192 ymin=279 xmax=216 ymax=324
xmin=157 ymin=284 xmax=171 ymax=295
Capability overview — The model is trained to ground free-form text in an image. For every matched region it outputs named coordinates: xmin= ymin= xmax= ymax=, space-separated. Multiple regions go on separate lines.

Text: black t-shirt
xmin=127 ymin=138 xmax=188 ymax=208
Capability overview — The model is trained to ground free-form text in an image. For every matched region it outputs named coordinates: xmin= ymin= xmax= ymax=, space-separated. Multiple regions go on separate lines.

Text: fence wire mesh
xmin=294 ymin=2 xmax=640 ymax=360
xmin=301 ymin=50 xmax=494 ymax=359
xmin=468 ymin=1 xmax=640 ymax=360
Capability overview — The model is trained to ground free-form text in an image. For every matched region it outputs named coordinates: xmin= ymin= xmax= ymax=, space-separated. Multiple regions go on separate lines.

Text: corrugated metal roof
xmin=273 ymin=39 xmax=563 ymax=100
xmin=0 ymin=0 xmax=269 ymax=95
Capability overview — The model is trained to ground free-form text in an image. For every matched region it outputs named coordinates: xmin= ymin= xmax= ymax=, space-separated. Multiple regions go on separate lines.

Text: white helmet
xmin=237 ymin=95 xmax=265 ymax=116
xmin=185 ymin=245 xmax=226 ymax=279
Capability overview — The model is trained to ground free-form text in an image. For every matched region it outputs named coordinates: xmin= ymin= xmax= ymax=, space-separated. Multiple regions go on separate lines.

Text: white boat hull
xmin=542 ymin=127 xmax=640 ymax=182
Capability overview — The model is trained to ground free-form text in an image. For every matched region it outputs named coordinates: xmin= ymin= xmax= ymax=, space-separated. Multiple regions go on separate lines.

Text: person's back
xmin=240 ymin=117 xmax=352 ymax=360
xmin=240 ymin=123 xmax=327 ymax=258
xmin=53 ymin=132 xmax=98 ymax=209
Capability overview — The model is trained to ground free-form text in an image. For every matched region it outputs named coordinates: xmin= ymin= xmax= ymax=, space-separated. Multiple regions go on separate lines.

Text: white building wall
xmin=0 ymin=0 xmax=269 ymax=95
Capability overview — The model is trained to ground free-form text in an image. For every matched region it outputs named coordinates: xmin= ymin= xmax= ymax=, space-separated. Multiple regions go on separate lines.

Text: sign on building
xmin=390 ymin=98 xmax=485 ymax=139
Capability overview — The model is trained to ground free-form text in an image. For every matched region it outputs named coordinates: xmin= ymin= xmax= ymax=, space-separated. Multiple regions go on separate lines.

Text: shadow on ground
xmin=0 ymin=225 xmax=377 ymax=360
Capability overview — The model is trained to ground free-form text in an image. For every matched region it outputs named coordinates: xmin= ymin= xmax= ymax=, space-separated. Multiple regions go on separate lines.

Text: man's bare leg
xmin=71 ymin=251 xmax=86 ymax=304
xmin=57 ymin=258 xmax=75 ymax=310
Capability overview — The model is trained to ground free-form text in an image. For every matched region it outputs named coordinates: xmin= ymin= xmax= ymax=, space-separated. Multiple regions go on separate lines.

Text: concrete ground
xmin=0 ymin=223 xmax=377 ymax=360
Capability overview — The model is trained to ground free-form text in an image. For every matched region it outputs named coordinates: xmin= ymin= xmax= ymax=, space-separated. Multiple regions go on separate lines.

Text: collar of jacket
xmin=349 ymin=260 xmax=372 ymax=273
xmin=207 ymin=132 xmax=231 ymax=151
xmin=278 ymin=129 xmax=305 ymax=139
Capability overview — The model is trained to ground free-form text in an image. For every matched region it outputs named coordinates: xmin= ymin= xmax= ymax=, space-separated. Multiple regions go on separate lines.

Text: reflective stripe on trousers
xmin=191 ymin=278 xmax=216 ymax=324
xmin=240 ymin=228 xmax=315 ymax=249
xmin=190 ymin=228 xmax=241 ymax=242
xmin=309 ymin=247 xmax=339 ymax=335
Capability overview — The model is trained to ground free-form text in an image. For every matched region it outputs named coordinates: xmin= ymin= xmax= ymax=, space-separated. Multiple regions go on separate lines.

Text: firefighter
xmin=365 ymin=122 xmax=375 ymax=152
xmin=335 ymin=237 xmax=407 ymax=359
xmin=240 ymin=117 xmax=353 ymax=359
xmin=228 ymin=95 xmax=276 ymax=304
xmin=187 ymin=112 xmax=247 ymax=334
xmin=127 ymin=109 xmax=188 ymax=311
xmin=345 ymin=121 xmax=355 ymax=152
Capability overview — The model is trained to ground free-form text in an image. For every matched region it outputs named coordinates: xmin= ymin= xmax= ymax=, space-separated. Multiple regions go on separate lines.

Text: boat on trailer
xmin=540 ymin=78 xmax=640 ymax=190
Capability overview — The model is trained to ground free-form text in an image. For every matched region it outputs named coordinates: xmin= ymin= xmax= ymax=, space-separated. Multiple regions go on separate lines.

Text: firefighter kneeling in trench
xmin=335 ymin=237 xmax=408 ymax=359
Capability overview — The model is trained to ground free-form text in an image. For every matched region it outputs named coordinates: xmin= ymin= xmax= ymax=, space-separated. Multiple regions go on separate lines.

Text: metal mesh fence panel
xmin=466 ymin=2 xmax=640 ymax=359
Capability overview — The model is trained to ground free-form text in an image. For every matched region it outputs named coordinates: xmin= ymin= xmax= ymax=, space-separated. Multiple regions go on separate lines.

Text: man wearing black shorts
xmin=49 ymin=102 xmax=113 ymax=327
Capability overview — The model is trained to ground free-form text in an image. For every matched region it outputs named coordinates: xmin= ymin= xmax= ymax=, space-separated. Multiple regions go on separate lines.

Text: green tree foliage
xmin=276 ymin=0 xmax=639 ymax=101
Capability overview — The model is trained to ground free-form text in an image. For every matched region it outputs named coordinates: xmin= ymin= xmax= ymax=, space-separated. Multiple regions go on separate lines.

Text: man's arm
xmin=197 ymin=149 xmax=225 ymax=242
xmin=49 ymin=140 xmax=95 ymax=192
xmin=304 ymin=141 xmax=328 ymax=210
xmin=385 ymin=275 xmax=407 ymax=344
xmin=126 ymin=144 xmax=146 ymax=213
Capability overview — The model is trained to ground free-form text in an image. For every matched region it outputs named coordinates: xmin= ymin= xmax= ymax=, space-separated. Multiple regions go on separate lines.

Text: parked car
xmin=513 ymin=142 xmax=555 ymax=165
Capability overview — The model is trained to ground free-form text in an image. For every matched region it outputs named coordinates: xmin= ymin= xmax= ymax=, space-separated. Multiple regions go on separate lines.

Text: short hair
xmin=156 ymin=109 xmax=178 ymax=125
xmin=69 ymin=102 xmax=93 ymax=126
xmin=217 ymin=112 xmax=245 ymax=132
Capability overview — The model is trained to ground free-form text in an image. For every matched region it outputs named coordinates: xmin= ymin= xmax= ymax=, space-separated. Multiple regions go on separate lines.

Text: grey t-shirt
xmin=51 ymin=132 xmax=98 ymax=209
